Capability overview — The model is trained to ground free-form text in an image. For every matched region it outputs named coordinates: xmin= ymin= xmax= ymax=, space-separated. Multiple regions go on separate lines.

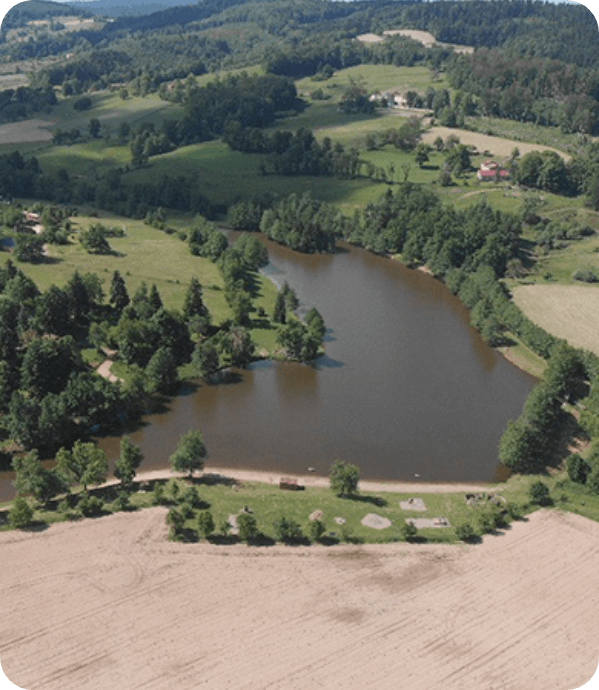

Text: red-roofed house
xmin=477 ymin=161 xmax=509 ymax=181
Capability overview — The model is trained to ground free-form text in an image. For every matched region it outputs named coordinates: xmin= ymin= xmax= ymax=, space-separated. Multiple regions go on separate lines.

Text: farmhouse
xmin=477 ymin=160 xmax=510 ymax=181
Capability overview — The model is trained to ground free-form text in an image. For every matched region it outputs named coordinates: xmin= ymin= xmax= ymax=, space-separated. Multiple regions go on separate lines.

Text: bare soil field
xmin=513 ymin=284 xmax=599 ymax=357
xmin=2 ymin=507 xmax=598 ymax=690
xmin=423 ymin=126 xmax=571 ymax=161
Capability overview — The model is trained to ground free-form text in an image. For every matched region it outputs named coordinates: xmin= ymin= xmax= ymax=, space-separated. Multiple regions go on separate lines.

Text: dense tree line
xmin=260 ymin=193 xmax=346 ymax=253
xmin=0 ymin=259 xmax=139 ymax=455
xmin=349 ymin=184 xmax=521 ymax=278
xmin=224 ymin=126 xmax=362 ymax=178
xmin=0 ymin=86 xmax=57 ymax=124
xmin=447 ymin=49 xmax=599 ymax=134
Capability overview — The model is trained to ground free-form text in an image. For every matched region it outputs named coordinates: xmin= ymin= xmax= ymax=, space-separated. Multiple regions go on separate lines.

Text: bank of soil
xmin=1 ymin=508 xmax=597 ymax=689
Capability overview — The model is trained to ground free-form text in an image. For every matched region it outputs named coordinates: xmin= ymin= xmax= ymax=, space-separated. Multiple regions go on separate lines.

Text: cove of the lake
xmin=101 ymin=236 xmax=535 ymax=484
xmin=0 ymin=236 xmax=537 ymax=500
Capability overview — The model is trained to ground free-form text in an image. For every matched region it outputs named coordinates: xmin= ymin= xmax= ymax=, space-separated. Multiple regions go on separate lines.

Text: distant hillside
xmin=62 ymin=0 xmax=201 ymax=18
xmin=2 ymin=0 xmax=93 ymax=29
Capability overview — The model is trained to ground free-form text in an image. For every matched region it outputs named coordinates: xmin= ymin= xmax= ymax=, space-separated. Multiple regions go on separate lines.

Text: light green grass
xmin=124 ymin=139 xmax=381 ymax=213
xmin=6 ymin=468 xmax=599 ymax=540
xmin=296 ymin=64 xmax=449 ymax=98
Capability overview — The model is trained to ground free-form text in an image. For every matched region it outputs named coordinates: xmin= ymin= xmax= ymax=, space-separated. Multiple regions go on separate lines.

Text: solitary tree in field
xmin=169 ymin=430 xmax=207 ymax=478
xmin=329 ymin=460 xmax=360 ymax=497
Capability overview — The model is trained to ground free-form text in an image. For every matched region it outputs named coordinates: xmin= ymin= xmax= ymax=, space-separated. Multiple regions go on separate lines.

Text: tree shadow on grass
xmin=344 ymin=494 xmax=388 ymax=508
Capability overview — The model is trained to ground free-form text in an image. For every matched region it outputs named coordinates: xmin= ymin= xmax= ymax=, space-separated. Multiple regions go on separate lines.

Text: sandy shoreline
xmin=120 ymin=465 xmax=496 ymax=495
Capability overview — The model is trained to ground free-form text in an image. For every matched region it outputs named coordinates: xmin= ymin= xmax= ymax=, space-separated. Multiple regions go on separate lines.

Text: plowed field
xmin=2 ymin=508 xmax=598 ymax=689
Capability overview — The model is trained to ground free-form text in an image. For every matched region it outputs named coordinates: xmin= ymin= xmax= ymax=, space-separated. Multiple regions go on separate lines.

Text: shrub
xmin=401 ymin=521 xmax=418 ymax=542
xmin=237 ymin=512 xmax=259 ymax=543
xmin=309 ymin=519 xmax=326 ymax=542
xmin=455 ymin=522 xmax=476 ymax=541
xmin=152 ymin=483 xmax=168 ymax=506
xmin=566 ymin=453 xmax=590 ymax=484
xmin=528 ymin=480 xmax=551 ymax=505
xmin=73 ymin=96 xmax=92 ymax=111
xmin=197 ymin=510 xmax=215 ymax=539
xmin=573 ymin=268 xmax=599 ymax=283
xmin=273 ymin=516 xmax=303 ymax=543
xmin=181 ymin=486 xmax=201 ymax=508
xmin=78 ymin=495 xmax=104 ymax=517
xmin=9 ymin=496 xmax=34 ymax=528
xmin=506 ymin=501 xmax=523 ymax=520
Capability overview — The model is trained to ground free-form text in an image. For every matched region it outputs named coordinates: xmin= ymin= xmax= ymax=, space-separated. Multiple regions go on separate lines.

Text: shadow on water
xmin=205 ymin=370 xmax=244 ymax=386
xmin=315 ymin=355 xmax=344 ymax=369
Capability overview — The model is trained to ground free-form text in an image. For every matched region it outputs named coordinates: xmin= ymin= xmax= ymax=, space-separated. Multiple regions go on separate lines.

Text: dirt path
xmin=96 ymin=359 xmax=122 ymax=384
xmin=1 ymin=508 xmax=598 ymax=689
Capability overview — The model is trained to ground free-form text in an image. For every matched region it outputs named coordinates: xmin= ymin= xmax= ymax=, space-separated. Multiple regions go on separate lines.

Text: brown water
xmin=101 ymin=238 xmax=535 ymax=483
xmin=0 ymin=238 xmax=536 ymax=499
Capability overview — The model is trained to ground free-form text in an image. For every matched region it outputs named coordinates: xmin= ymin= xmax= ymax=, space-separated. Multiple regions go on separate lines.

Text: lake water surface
xmin=0 ymin=237 xmax=536 ymax=500
xmin=99 ymin=237 xmax=536 ymax=484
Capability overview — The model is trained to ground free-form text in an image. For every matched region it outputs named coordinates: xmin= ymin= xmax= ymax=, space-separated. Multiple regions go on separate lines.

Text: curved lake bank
xmin=98 ymin=238 xmax=536 ymax=484
xmin=0 ymin=238 xmax=537 ymax=501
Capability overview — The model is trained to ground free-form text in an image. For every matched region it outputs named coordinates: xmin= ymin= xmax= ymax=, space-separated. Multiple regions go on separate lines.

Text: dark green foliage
xmin=114 ymin=437 xmax=144 ymax=486
xmin=188 ymin=218 xmax=229 ymax=261
xmin=20 ymin=336 xmax=85 ymax=399
xmin=401 ymin=521 xmax=418 ymax=542
xmin=109 ymin=270 xmax=130 ymax=314
xmin=144 ymin=346 xmax=179 ymax=394
xmin=309 ymin=519 xmax=326 ymax=542
xmin=9 ymin=496 xmax=34 ymax=529
xmin=192 ymin=340 xmax=220 ymax=377
xmin=78 ymin=494 xmax=104 ymax=517
xmin=197 ymin=510 xmax=215 ymax=539
xmin=237 ymin=511 xmax=259 ymax=543
xmin=228 ymin=201 xmax=263 ymax=232
xmin=455 ymin=522 xmax=476 ymax=542
xmin=234 ymin=234 xmax=268 ymax=270
xmin=305 ymin=308 xmax=326 ymax=340
xmin=276 ymin=320 xmax=321 ymax=362
xmin=273 ymin=516 xmax=304 ymax=543
xmin=273 ymin=291 xmax=287 ymax=325
xmin=528 ymin=480 xmax=551 ymax=506
xmin=56 ymin=441 xmax=108 ymax=492
xmin=183 ymin=277 xmax=209 ymax=321
xmin=14 ymin=234 xmax=45 ymax=262
xmin=80 ymin=223 xmax=111 ymax=254
xmin=12 ymin=450 xmax=66 ymax=503
xmin=152 ymin=482 xmax=168 ymax=506
xmin=329 ymin=459 xmax=359 ymax=497
xmin=260 ymin=193 xmax=340 ymax=253
xmin=73 ymin=96 xmax=92 ymax=111
xmin=215 ymin=326 xmax=255 ymax=367
xmin=566 ymin=454 xmax=590 ymax=484
xmin=169 ymin=430 xmax=207 ymax=477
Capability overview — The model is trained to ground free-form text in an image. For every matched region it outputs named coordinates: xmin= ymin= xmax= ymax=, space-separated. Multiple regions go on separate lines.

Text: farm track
xmin=1 ymin=508 xmax=599 ymax=689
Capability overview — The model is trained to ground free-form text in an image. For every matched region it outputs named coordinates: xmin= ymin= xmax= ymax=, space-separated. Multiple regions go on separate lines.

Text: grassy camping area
xmin=4 ymin=467 xmax=599 ymax=544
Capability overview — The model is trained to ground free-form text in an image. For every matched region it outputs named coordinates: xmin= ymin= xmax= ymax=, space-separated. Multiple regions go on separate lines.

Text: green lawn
xmin=5 ymin=468 xmax=599 ymax=543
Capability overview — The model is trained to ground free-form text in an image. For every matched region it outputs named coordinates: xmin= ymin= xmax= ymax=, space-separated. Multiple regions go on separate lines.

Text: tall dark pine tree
xmin=110 ymin=270 xmax=130 ymax=314
xmin=183 ymin=277 xmax=208 ymax=320
xmin=149 ymin=284 xmax=163 ymax=315
xmin=273 ymin=290 xmax=286 ymax=324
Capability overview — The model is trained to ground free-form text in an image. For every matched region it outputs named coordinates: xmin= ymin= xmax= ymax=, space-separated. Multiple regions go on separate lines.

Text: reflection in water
xmin=0 ymin=239 xmax=536 ymax=500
